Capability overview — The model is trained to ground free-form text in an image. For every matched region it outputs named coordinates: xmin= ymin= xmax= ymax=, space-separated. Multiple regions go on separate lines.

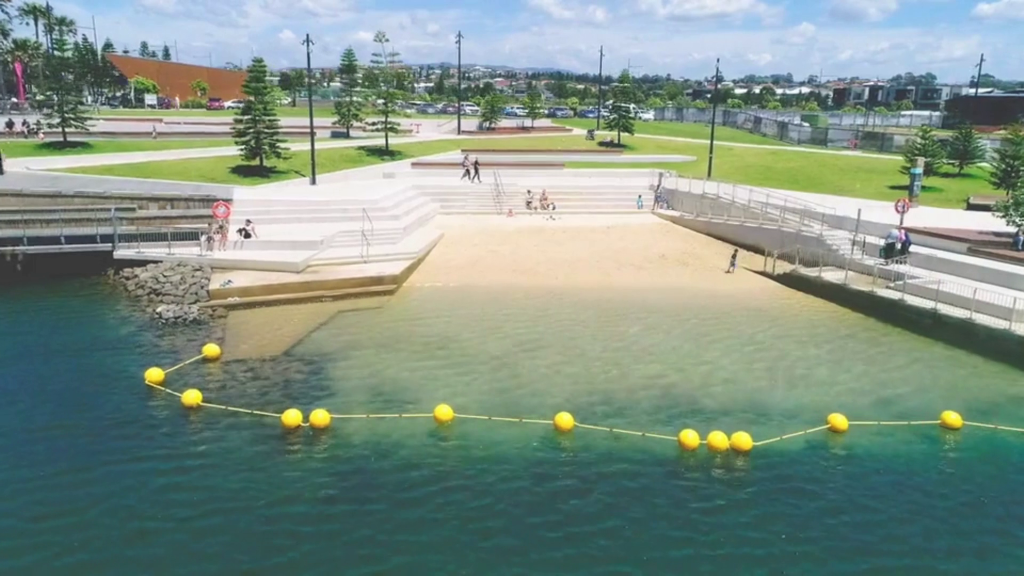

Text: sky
xmin=42 ymin=0 xmax=1024 ymax=82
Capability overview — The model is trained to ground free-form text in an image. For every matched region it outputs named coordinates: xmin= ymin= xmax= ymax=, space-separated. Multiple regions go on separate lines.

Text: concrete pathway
xmin=630 ymin=133 xmax=900 ymax=160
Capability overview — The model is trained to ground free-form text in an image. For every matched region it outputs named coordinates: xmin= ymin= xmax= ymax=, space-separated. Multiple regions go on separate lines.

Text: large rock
xmin=111 ymin=261 xmax=214 ymax=325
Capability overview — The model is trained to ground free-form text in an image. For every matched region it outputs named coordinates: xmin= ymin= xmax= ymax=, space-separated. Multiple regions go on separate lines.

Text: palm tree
xmin=16 ymin=2 xmax=46 ymax=42
xmin=45 ymin=14 xmax=74 ymax=43
xmin=8 ymin=36 xmax=43 ymax=95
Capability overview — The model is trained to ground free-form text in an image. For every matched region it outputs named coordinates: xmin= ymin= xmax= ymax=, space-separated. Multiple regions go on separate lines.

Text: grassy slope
xmin=60 ymin=134 xmax=994 ymax=208
xmin=0 ymin=138 xmax=240 ymax=158
xmin=554 ymin=118 xmax=789 ymax=146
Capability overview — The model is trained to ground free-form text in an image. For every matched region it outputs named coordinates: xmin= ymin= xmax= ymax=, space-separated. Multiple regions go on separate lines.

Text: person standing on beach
xmin=471 ymin=157 xmax=482 ymax=183
xmin=726 ymin=249 xmax=738 ymax=273
xmin=460 ymin=155 xmax=471 ymax=181
xmin=636 ymin=194 xmax=644 ymax=210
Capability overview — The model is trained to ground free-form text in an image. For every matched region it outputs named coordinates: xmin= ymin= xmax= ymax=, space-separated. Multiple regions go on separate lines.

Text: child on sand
xmin=726 ymin=249 xmax=738 ymax=273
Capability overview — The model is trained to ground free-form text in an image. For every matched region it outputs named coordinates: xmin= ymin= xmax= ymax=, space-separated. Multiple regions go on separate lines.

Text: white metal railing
xmin=491 ymin=170 xmax=507 ymax=214
xmin=360 ymin=208 xmax=374 ymax=263
xmin=119 ymin=225 xmax=205 ymax=255
xmin=0 ymin=207 xmax=121 ymax=246
xmin=765 ymin=245 xmax=1024 ymax=332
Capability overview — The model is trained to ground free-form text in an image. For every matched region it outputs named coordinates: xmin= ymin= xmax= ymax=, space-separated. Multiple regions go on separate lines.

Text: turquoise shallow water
xmin=3 ymin=278 xmax=1024 ymax=574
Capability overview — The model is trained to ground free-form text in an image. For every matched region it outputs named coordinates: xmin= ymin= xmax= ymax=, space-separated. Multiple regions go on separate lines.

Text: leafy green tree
xmin=42 ymin=34 xmax=90 ymax=142
xmin=989 ymin=124 xmax=1024 ymax=197
xmin=874 ymin=106 xmax=889 ymax=114
xmin=288 ymin=68 xmax=306 ymax=107
xmin=480 ymin=93 xmax=503 ymax=129
xmin=605 ymin=71 xmax=635 ymax=145
xmin=766 ymin=100 xmax=783 ymax=110
xmin=993 ymin=190 xmax=1024 ymax=232
xmin=332 ymin=46 xmax=363 ymax=138
xmin=802 ymin=101 xmax=820 ymax=112
xmin=523 ymin=87 xmax=544 ymax=127
xmin=161 ymin=44 xmax=172 ymax=61
xmin=946 ymin=124 xmax=987 ymax=175
xmin=16 ymin=2 xmax=48 ymax=43
xmin=726 ymin=98 xmax=744 ymax=109
xmin=566 ymin=96 xmax=580 ymax=114
xmin=693 ymin=99 xmax=709 ymax=110
xmin=901 ymin=125 xmax=945 ymax=179
xmin=364 ymin=31 xmax=403 ymax=151
xmin=893 ymin=99 xmax=914 ymax=112
xmin=190 ymin=79 xmax=209 ymax=98
xmin=232 ymin=56 xmax=289 ymax=169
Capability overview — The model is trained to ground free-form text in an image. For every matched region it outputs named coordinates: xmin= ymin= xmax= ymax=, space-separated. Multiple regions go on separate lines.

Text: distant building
xmin=944 ymin=92 xmax=1024 ymax=127
xmin=105 ymin=54 xmax=246 ymax=101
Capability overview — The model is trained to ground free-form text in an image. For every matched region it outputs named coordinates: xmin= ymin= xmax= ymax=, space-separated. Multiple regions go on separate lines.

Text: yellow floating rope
xmin=164 ymin=354 xmax=204 ymax=374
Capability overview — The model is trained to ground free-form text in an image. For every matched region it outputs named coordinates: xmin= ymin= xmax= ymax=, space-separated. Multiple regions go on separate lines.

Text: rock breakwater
xmin=110 ymin=262 xmax=224 ymax=325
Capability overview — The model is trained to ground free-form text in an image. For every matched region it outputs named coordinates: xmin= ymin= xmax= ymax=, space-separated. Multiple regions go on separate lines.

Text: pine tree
xmin=332 ymin=46 xmax=363 ymax=138
xmin=989 ymin=124 xmax=1024 ymax=197
xmin=232 ymin=56 xmax=288 ymax=169
xmin=524 ymin=88 xmax=544 ymax=128
xmin=42 ymin=34 xmax=90 ymax=143
xmin=364 ymin=31 xmax=403 ymax=151
xmin=900 ymin=125 xmax=945 ymax=179
xmin=138 ymin=41 xmax=151 ymax=58
xmin=161 ymin=44 xmax=172 ymax=61
xmin=946 ymin=124 xmax=987 ymax=175
xmin=605 ymin=71 xmax=635 ymax=145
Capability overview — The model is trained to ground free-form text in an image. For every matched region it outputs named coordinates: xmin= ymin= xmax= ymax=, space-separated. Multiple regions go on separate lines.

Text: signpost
xmin=908 ymin=156 xmax=924 ymax=206
xmin=211 ymin=201 xmax=232 ymax=221
xmin=894 ymin=197 xmax=910 ymax=226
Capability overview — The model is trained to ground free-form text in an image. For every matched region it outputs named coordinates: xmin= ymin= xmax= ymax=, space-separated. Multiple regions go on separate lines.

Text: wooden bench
xmin=967 ymin=246 xmax=1024 ymax=267
xmin=966 ymin=195 xmax=1002 ymax=211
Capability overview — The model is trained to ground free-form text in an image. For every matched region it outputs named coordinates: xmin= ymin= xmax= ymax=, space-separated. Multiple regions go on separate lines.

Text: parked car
xmin=578 ymin=108 xmax=598 ymax=119
xmin=416 ymin=104 xmax=440 ymax=114
xmin=440 ymin=104 xmax=458 ymax=114
xmin=546 ymin=106 xmax=573 ymax=118
xmin=206 ymin=98 xmax=225 ymax=110
xmin=460 ymin=103 xmax=481 ymax=115
xmin=503 ymin=106 xmax=526 ymax=117
xmin=637 ymin=109 xmax=655 ymax=121
xmin=225 ymin=99 xmax=245 ymax=110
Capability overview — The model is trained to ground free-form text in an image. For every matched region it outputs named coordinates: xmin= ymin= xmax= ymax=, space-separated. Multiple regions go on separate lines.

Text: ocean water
xmin=2 ymin=278 xmax=1024 ymax=574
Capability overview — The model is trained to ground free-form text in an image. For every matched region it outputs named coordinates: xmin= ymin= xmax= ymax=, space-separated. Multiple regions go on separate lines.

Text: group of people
xmin=460 ymin=155 xmax=482 ymax=183
xmin=4 ymin=117 xmax=43 ymax=140
xmin=882 ymin=227 xmax=912 ymax=262
xmin=200 ymin=219 xmax=257 ymax=255
xmin=525 ymin=189 xmax=555 ymax=212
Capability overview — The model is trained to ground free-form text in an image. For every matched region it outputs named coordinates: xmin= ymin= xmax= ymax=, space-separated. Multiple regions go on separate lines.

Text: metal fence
xmin=117 ymin=226 xmax=205 ymax=255
xmin=766 ymin=245 xmax=1024 ymax=334
xmin=649 ymin=108 xmax=987 ymax=153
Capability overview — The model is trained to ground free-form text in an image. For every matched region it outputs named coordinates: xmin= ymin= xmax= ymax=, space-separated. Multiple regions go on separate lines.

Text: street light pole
xmin=456 ymin=31 xmax=464 ymax=135
xmin=974 ymin=53 xmax=985 ymax=97
xmin=302 ymin=33 xmax=317 ymax=186
xmin=596 ymin=45 xmax=605 ymax=131
xmin=707 ymin=57 xmax=721 ymax=180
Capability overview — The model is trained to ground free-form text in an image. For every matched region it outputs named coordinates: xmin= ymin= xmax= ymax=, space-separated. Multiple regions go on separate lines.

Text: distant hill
xmin=409 ymin=62 xmax=575 ymax=74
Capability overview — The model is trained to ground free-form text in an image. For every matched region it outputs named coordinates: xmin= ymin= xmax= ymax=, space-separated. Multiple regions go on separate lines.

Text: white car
xmin=225 ymin=99 xmax=245 ymax=110
xmin=460 ymin=104 xmax=480 ymax=115
xmin=637 ymin=109 xmax=655 ymax=122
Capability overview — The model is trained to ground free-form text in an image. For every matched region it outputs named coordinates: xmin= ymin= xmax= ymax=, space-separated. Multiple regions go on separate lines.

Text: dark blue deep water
xmin=2 ymin=277 xmax=1024 ymax=574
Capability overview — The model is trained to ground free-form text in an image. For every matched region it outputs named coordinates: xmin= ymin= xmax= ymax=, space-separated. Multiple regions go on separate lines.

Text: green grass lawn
xmin=554 ymin=118 xmax=789 ymax=146
xmin=58 ymin=133 xmax=996 ymax=207
xmin=0 ymin=136 xmax=341 ymax=158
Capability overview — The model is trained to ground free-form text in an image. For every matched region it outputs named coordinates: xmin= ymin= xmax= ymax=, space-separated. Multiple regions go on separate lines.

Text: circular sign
xmin=894 ymin=198 xmax=910 ymax=215
xmin=211 ymin=201 xmax=232 ymax=220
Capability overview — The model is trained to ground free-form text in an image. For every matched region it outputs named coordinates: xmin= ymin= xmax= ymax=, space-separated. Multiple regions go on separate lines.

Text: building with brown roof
xmin=104 ymin=54 xmax=247 ymax=101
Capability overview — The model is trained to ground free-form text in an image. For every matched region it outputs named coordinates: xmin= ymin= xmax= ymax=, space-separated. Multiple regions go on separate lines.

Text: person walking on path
xmin=636 ymin=194 xmax=644 ymax=210
xmin=471 ymin=157 xmax=482 ymax=183
xmin=726 ymin=249 xmax=738 ymax=273
xmin=460 ymin=155 xmax=472 ymax=181
xmin=899 ymin=228 xmax=912 ymax=257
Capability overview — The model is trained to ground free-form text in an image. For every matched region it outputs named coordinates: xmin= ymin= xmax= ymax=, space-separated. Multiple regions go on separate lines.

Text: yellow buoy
xmin=730 ymin=431 xmax=754 ymax=453
xmin=553 ymin=411 xmax=575 ymax=433
xmin=144 ymin=367 xmax=166 ymax=386
xmin=280 ymin=408 xmax=303 ymax=430
xmin=706 ymin=430 xmax=729 ymax=453
xmin=308 ymin=408 xmax=331 ymax=430
xmin=433 ymin=403 xmax=455 ymax=425
xmin=201 ymin=343 xmax=222 ymax=361
xmin=677 ymin=429 xmax=701 ymax=451
xmin=827 ymin=413 xmax=849 ymax=433
xmin=180 ymin=388 xmax=203 ymax=409
xmin=940 ymin=410 xmax=963 ymax=431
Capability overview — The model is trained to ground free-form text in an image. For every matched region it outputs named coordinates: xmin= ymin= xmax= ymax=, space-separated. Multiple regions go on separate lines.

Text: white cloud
xmin=277 ymin=29 xmax=297 ymax=43
xmin=779 ymin=21 xmax=816 ymax=45
xmin=828 ymin=0 xmax=899 ymax=22
xmin=972 ymin=0 xmax=1024 ymax=19
xmin=635 ymin=0 xmax=778 ymax=21
xmin=526 ymin=0 xmax=609 ymax=24
xmin=745 ymin=52 xmax=774 ymax=66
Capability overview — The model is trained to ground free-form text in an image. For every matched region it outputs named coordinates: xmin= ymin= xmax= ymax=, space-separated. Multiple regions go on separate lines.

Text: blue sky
xmin=45 ymin=0 xmax=1024 ymax=81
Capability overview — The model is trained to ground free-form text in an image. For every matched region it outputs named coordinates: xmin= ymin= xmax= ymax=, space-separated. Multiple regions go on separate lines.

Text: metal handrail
xmin=360 ymin=208 xmax=374 ymax=263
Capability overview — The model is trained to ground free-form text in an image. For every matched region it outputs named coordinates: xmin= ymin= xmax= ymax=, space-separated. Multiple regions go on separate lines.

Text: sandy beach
xmin=409 ymin=214 xmax=791 ymax=296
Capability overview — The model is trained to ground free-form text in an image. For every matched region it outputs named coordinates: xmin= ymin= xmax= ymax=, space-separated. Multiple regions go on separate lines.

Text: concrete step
xmin=231 ymin=196 xmax=434 ymax=227
xmin=205 ymin=284 xmax=398 ymax=309
xmin=312 ymin=227 xmax=443 ymax=267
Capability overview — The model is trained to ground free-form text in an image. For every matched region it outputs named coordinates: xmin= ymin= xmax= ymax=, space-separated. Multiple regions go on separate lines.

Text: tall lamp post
xmin=456 ymin=31 xmax=464 ymax=135
xmin=706 ymin=57 xmax=721 ymax=180
xmin=302 ymin=33 xmax=317 ymax=186
xmin=596 ymin=45 xmax=605 ymax=131
xmin=973 ymin=53 xmax=985 ymax=97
